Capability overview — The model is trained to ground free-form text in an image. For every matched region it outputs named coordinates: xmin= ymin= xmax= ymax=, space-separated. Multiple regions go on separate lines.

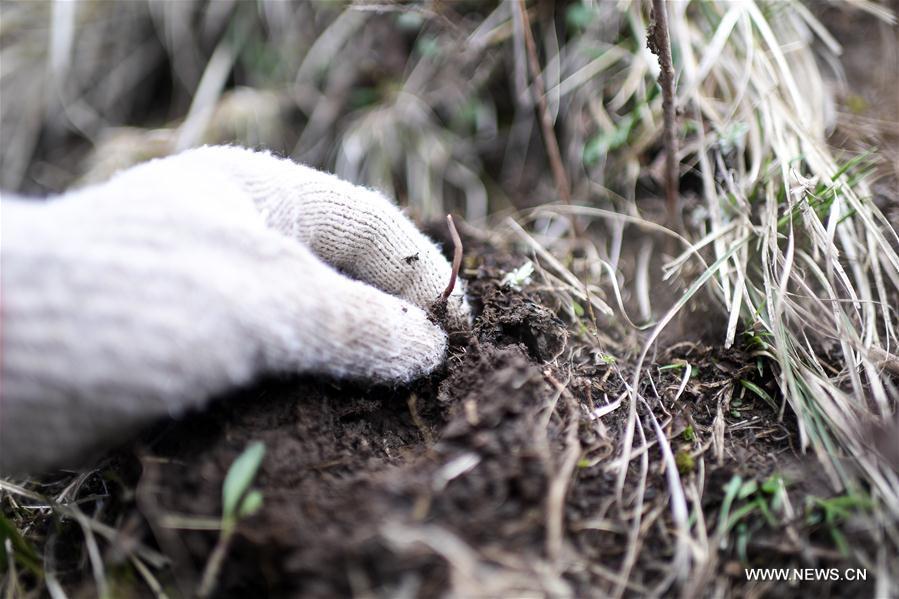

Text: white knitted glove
xmin=1 ymin=146 xmax=469 ymax=474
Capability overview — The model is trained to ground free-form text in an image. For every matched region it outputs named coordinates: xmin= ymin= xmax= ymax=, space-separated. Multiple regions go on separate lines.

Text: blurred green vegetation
xmin=0 ymin=0 xmax=665 ymax=223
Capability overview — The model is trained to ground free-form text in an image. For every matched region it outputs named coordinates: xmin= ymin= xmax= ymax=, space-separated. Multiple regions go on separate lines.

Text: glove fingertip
xmin=383 ymin=308 xmax=448 ymax=383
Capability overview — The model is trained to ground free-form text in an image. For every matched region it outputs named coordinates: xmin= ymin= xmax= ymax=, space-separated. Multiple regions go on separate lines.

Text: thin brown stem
xmin=648 ymin=0 xmax=681 ymax=230
xmin=441 ymin=214 xmax=463 ymax=301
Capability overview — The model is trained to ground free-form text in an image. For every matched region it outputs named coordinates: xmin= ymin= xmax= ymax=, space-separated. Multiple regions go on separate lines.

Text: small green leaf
xmin=830 ymin=527 xmax=850 ymax=556
xmin=717 ymin=475 xmax=743 ymax=540
xmin=761 ymin=474 xmax=783 ymax=495
xmin=223 ymin=441 xmax=266 ymax=520
xmin=830 ymin=149 xmax=874 ymax=182
xmin=737 ymin=479 xmax=758 ymax=500
xmin=726 ymin=502 xmax=758 ymax=531
xmin=583 ymin=114 xmax=635 ymax=165
xmin=739 ymin=379 xmax=778 ymax=411
xmin=565 ymin=2 xmax=594 ymax=31
xmin=571 ymin=301 xmax=585 ymax=318
xmin=682 ymin=119 xmax=700 ymax=135
xmin=755 ymin=496 xmax=777 ymax=526
xmin=736 ymin=522 xmax=750 ymax=564
xmin=238 ymin=490 xmax=264 ymax=518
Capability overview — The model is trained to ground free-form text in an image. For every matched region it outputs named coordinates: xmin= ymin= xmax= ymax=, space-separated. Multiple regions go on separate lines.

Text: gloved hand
xmin=1 ymin=146 xmax=469 ymax=474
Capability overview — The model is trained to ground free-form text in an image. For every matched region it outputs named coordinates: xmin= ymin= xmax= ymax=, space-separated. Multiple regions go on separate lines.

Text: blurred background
xmin=1 ymin=0 xmax=679 ymax=225
xmin=4 ymin=1 xmax=895 ymax=223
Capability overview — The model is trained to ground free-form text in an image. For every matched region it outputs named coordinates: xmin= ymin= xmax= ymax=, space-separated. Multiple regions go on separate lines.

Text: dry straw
xmin=1 ymin=0 xmax=897 ymax=595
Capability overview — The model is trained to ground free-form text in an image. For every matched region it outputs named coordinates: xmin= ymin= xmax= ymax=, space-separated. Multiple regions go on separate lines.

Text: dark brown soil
xmin=51 ymin=230 xmax=860 ymax=599
xmin=131 ymin=234 xmax=575 ymax=598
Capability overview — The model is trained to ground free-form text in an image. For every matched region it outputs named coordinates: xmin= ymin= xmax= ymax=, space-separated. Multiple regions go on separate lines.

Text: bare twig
xmin=647 ymin=0 xmax=681 ymax=229
xmin=441 ymin=214 xmax=463 ymax=301
xmin=514 ymin=0 xmax=571 ymax=205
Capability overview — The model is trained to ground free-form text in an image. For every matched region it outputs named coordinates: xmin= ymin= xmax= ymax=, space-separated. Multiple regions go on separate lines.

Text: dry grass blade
xmin=602 ymin=0 xmax=898 ymax=589
xmin=442 ymin=214 xmax=463 ymax=302
xmin=544 ymin=378 xmax=581 ymax=567
xmin=514 ymin=0 xmax=571 ymax=206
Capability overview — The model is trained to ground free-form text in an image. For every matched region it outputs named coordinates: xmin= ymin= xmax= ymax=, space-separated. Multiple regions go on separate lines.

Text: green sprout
xmin=716 ymin=474 xmax=787 ymax=557
xmin=221 ymin=441 xmax=266 ymax=533
xmin=806 ymin=493 xmax=872 ymax=556
xmin=565 ymin=2 xmax=595 ymax=32
xmin=739 ymin=379 xmax=778 ymax=412
xmin=583 ymin=113 xmax=635 ymax=165
xmin=198 ymin=441 xmax=266 ymax=597
xmin=599 ymin=353 xmax=617 ymax=365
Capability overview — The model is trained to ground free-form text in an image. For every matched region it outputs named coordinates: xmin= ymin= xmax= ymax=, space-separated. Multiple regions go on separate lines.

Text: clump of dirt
xmin=134 ymin=235 xmax=578 ymax=598
xmin=472 ymin=281 xmax=567 ymax=362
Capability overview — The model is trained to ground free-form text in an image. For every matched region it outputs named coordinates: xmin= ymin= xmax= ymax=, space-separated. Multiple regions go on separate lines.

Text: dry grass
xmin=506 ymin=1 xmax=899 ymax=593
xmin=2 ymin=0 xmax=897 ymax=596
